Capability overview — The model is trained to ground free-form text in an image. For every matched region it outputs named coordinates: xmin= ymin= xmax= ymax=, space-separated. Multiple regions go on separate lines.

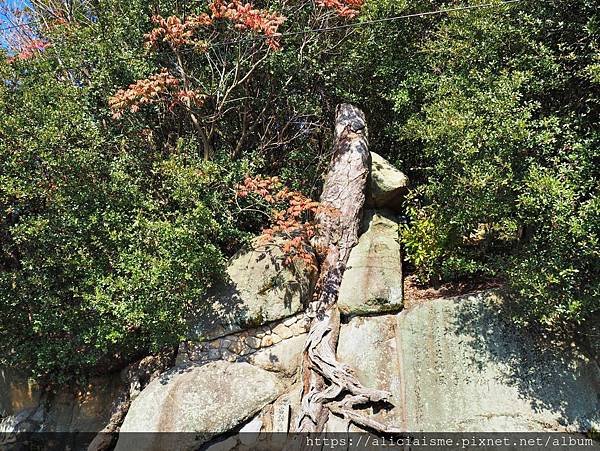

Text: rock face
xmin=247 ymin=333 xmax=307 ymax=377
xmin=0 ymin=370 xmax=124 ymax=450
xmin=367 ymin=152 xmax=408 ymax=210
xmin=234 ymin=291 xmax=598 ymax=441
xmin=115 ymin=361 xmax=286 ymax=451
xmin=335 ymin=314 xmax=404 ymax=428
xmin=338 ymin=210 xmax=403 ymax=316
xmin=336 ymin=292 xmax=600 ymax=432
xmin=189 ymin=238 xmax=317 ymax=341
xmin=0 ymin=369 xmax=41 ymax=421
xmin=0 ymin=371 xmax=122 ymax=434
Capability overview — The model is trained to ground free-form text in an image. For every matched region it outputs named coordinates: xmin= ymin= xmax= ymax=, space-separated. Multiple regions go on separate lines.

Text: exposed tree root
xmin=295 ymin=104 xmax=395 ymax=435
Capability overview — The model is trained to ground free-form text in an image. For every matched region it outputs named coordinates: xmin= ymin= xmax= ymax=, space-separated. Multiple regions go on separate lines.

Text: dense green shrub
xmin=0 ymin=59 xmax=240 ymax=381
xmin=396 ymin=0 xmax=600 ymax=328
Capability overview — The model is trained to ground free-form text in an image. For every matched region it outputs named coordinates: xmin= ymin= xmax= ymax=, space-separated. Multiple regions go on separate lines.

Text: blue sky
xmin=1 ymin=0 xmax=31 ymax=24
xmin=1 ymin=0 xmax=32 ymax=49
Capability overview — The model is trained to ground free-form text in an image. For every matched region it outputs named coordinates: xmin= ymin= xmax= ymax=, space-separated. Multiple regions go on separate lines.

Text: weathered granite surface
xmin=189 ymin=238 xmax=317 ymax=341
xmin=115 ymin=361 xmax=286 ymax=451
xmin=335 ymin=292 xmax=600 ymax=432
xmin=338 ymin=210 xmax=403 ymax=316
xmin=366 ymin=152 xmax=408 ymax=210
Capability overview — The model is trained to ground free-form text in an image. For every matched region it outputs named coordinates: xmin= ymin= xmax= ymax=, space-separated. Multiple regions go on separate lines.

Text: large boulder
xmin=124 ymin=291 xmax=598 ymax=447
xmin=189 ymin=238 xmax=317 ymax=340
xmin=367 ymin=152 xmax=408 ymax=210
xmin=203 ymin=384 xmax=303 ymax=450
xmin=335 ymin=314 xmax=404 ymax=428
xmin=42 ymin=379 xmax=123 ymax=433
xmin=337 ymin=210 xmax=403 ymax=316
xmin=335 ymin=291 xmax=600 ymax=432
xmin=115 ymin=361 xmax=286 ymax=451
xmin=398 ymin=292 xmax=600 ymax=431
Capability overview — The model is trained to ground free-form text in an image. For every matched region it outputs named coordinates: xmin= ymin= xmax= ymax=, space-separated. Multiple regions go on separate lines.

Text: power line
xmin=0 ymin=0 xmax=520 ymax=36
xmin=2 ymin=0 xmax=521 ymax=73
xmin=214 ymin=0 xmax=522 ymax=47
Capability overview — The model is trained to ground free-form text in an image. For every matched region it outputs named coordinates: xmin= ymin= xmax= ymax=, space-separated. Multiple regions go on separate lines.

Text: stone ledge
xmin=178 ymin=313 xmax=309 ymax=366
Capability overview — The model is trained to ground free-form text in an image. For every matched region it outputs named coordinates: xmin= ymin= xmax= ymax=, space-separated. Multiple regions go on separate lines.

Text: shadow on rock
xmin=450 ymin=292 xmax=600 ymax=430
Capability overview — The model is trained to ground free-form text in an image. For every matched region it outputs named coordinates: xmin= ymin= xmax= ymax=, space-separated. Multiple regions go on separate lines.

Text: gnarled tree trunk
xmin=295 ymin=104 xmax=394 ymax=434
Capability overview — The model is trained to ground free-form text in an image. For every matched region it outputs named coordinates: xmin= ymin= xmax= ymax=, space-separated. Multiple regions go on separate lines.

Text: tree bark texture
xmin=295 ymin=104 xmax=393 ymax=434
